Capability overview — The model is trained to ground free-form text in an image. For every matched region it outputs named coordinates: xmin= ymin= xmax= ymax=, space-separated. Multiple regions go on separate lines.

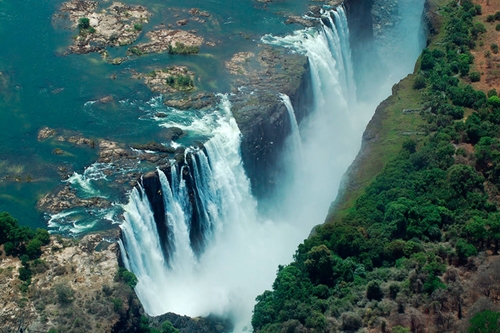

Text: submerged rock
xmin=37 ymin=185 xmax=110 ymax=214
xmin=163 ymin=127 xmax=184 ymax=141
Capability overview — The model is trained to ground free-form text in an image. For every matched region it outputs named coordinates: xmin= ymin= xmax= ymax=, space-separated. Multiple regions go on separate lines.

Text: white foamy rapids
xmin=119 ymin=96 xmax=304 ymax=331
xmin=47 ymin=205 xmax=120 ymax=236
xmin=65 ymin=163 xmax=112 ymax=198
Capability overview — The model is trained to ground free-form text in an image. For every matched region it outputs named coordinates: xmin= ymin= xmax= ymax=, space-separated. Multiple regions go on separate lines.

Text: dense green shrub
xmin=366 ymin=281 xmax=383 ymax=301
xmin=167 ymin=42 xmax=199 ymax=55
xmin=470 ymin=71 xmax=481 ymax=82
xmin=78 ymin=17 xmax=90 ymax=30
xmin=413 ymin=75 xmax=426 ymax=89
xmin=116 ymin=267 xmax=138 ymax=288
xmin=468 ymin=310 xmax=500 ymax=333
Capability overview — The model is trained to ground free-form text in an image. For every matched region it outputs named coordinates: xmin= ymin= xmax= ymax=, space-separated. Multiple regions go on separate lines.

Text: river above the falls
xmin=0 ymin=0 xmax=309 ymax=227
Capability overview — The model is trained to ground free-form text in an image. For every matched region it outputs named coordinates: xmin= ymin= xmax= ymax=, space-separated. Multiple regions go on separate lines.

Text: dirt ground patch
xmin=471 ymin=0 xmax=500 ymax=92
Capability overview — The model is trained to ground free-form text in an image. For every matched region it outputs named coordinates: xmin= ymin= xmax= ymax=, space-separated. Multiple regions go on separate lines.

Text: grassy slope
xmin=328 ymin=0 xmax=448 ymax=222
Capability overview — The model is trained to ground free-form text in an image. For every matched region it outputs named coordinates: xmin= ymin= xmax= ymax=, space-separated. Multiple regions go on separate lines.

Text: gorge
xmin=118 ymin=1 xmax=426 ymax=331
xmin=0 ymin=0 xmax=431 ymax=331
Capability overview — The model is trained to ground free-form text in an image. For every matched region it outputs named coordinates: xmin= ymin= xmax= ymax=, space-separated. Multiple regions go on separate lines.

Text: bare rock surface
xmin=0 ymin=234 xmax=139 ymax=332
xmin=37 ymin=127 xmax=57 ymax=141
xmin=131 ymin=29 xmax=204 ymax=55
xmin=37 ymin=185 xmax=110 ymax=214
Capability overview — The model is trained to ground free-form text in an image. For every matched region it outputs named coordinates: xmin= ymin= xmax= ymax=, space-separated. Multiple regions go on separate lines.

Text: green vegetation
xmin=128 ymin=46 xmax=144 ymax=56
xmin=253 ymin=0 xmax=500 ymax=331
xmin=115 ymin=267 xmax=138 ymax=288
xmin=167 ymin=42 xmax=199 ymax=55
xmin=165 ymin=74 xmax=194 ymax=90
xmin=139 ymin=316 xmax=180 ymax=333
xmin=134 ymin=23 xmax=143 ymax=32
xmin=469 ymin=310 xmax=500 ymax=333
xmin=492 ymin=43 xmax=499 ymax=54
xmin=0 ymin=212 xmax=50 ymax=290
xmin=77 ymin=17 xmax=95 ymax=35
xmin=77 ymin=17 xmax=90 ymax=30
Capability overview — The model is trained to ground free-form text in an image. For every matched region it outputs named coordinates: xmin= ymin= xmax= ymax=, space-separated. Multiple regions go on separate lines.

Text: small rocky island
xmin=60 ymin=0 xmax=151 ymax=54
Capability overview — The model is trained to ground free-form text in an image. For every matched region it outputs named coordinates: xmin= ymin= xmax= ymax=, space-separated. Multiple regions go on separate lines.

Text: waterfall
xmin=120 ymin=94 xmax=310 ymax=331
xmin=279 ymin=93 xmax=302 ymax=154
xmin=119 ymin=4 xmax=425 ymax=331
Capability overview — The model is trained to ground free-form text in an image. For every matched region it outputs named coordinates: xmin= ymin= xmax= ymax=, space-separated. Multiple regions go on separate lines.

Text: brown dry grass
xmin=471 ymin=0 xmax=500 ymax=92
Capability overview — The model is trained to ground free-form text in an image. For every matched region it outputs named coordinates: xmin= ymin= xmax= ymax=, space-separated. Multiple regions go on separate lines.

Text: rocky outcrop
xmin=163 ymin=92 xmax=215 ymax=110
xmin=38 ymin=185 xmax=110 ymax=214
xmin=59 ymin=0 xmax=151 ymax=54
xmin=130 ymin=29 xmax=204 ymax=55
xmin=133 ymin=66 xmax=195 ymax=93
xmin=0 ymin=234 xmax=142 ymax=333
xmin=228 ymin=46 xmax=314 ymax=201
xmin=36 ymin=137 xmax=182 ymax=214
xmin=225 ymin=52 xmax=255 ymax=76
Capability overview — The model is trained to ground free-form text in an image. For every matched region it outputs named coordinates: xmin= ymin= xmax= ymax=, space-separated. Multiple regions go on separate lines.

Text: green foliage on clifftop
xmin=0 ymin=211 xmax=50 ymax=290
xmin=253 ymin=0 xmax=500 ymax=331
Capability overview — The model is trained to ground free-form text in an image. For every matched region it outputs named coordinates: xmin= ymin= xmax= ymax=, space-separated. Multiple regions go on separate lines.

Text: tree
xmin=366 ymin=281 xmax=383 ymax=301
xmin=78 ymin=17 xmax=90 ymax=30
xmin=469 ymin=310 xmax=500 ymax=333
xmin=161 ymin=321 xmax=179 ymax=333
xmin=116 ymin=267 xmax=138 ymax=288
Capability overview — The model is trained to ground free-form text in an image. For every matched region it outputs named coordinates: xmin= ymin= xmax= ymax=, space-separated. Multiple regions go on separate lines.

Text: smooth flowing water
xmin=0 ymin=0 xmax=308 ymax=227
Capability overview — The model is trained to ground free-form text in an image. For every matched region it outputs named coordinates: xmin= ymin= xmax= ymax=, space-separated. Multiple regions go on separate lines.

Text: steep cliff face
xmin=230 ymin=48 xmax=313 ymax=202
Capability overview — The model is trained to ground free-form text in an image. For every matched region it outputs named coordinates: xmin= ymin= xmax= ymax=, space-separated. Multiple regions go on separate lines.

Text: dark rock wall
xmin=235 ymin=95 xmax=290 ymax=201
xmin=141 ymin=171 xmax=173 ymax=263
xmin=231 ymin=49 xmax=313 ymax=203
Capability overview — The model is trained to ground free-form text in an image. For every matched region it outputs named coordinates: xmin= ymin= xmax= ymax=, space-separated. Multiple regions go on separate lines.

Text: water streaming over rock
xmin=280 ymin=93 xmax=302 ymax=155
xmin=119 ymin=4 xmax=425 ymax=331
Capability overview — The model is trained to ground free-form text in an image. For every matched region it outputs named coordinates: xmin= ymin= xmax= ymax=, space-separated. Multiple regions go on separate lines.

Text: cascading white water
xmin=119 ymin=4 xmax=425 ymax=331
xmin=279 ymin=93 xmax=302 ymax=154
xmin=120 ymin=96 xmax=304 ymax=331
xmin=261 ymin=7 xmax=370 ymax=225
